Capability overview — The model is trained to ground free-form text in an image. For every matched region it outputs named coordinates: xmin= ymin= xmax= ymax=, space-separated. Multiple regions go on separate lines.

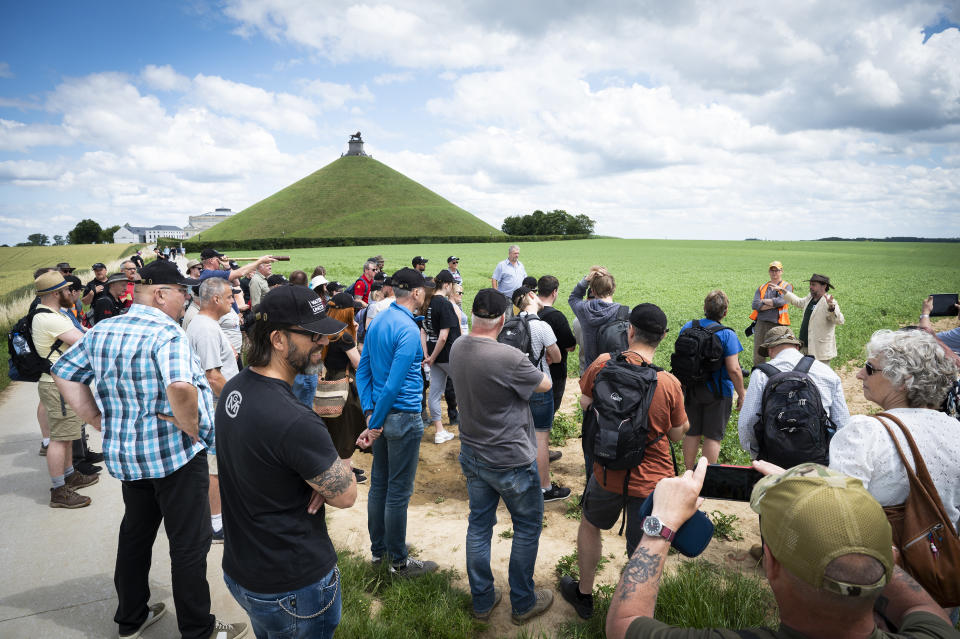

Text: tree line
xmin=500 ymin=209 xmax=595 ymax=236
xmin=19 ymin=219 xmax=120 ymax=246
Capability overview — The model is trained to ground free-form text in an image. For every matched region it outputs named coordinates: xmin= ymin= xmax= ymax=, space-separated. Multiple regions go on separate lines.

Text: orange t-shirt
xmin=580 ymin=351 xmax=687 ymax=497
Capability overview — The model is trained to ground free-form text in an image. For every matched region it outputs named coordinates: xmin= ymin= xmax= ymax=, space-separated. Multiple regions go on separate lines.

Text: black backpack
xmin=595 ymin=304 xmax=631 ymax=354
xmin=670 ymin=320 xmax=733 ymax=392
xmin=7 ymin=308 xmax=63 ymax=382
xmin=498 ymin=314 xmax=546 ymax=368
xmin=753 ymin=356 xmax=835 ymax=468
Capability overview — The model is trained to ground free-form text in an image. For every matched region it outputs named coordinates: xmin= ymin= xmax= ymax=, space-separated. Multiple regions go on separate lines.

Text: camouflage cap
xmin=750 ymin=463 xmax=893 ymax=597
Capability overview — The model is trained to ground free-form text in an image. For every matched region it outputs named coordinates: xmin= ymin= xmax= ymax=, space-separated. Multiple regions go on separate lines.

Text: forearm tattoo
xmin=617 ymin=545 xmax=663 ymax=601
xmin=308 ymin=461 xmax=352 ymax=498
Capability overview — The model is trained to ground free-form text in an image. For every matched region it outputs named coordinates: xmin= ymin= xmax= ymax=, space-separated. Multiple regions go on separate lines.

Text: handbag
xmin=313 ymin=376 xmax=349 ymax=418
xmin=873 ymin=412 xmax=960 ymax=607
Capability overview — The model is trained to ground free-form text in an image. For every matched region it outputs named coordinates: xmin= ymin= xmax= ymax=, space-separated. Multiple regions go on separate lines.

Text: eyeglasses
xmin=285 ymin=328 xmax=323 ymax=343
xmin=454 ymin=289 xmax=464 ymax=294
xmin=864 ymin=361 xmax=883 ymax=376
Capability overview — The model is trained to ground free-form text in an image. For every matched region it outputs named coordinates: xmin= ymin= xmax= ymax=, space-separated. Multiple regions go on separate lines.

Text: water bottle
xmin=12 ymin=333 xmax=30 ymax=355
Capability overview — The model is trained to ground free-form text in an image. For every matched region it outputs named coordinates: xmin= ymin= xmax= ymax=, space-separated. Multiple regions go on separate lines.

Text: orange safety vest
xmin=749 ymin=281 xmax=791 ymax=325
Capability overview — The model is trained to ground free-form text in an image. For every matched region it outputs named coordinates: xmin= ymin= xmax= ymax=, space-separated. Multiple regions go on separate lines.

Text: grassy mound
xmin=196 ymin=156 xmax=501 ymax=241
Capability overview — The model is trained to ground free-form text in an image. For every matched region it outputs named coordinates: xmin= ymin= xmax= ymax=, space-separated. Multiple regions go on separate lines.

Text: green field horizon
xmin=0 ymin=244 xmax=143 ymax=302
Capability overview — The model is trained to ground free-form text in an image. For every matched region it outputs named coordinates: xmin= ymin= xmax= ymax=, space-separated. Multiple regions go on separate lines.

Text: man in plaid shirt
xmin=53 ymin=260 xmax=248 ymax=639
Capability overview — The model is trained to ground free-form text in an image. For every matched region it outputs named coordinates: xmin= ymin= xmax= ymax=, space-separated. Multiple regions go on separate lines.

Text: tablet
xmin=930 ymin=294 xmax=959 ymax=317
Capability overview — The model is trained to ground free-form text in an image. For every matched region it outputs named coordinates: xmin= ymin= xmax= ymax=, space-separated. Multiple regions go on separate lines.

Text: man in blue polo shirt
xmin=355 ymin=267 xmax=439 ymax=579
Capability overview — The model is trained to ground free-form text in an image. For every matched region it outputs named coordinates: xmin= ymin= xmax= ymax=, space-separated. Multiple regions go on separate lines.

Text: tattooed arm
xmin=606 ymin=458 xmax=709 ymax=639
xmin=873 ymin=566 xmax=951 ymax=630
xmin=305 ymin=459 xmax=357 ymax=510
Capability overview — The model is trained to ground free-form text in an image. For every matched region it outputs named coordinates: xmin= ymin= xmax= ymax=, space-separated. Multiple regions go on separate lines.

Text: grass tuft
xmin=710 ymin=510 xmax=744 ymax=541
xmin=550 ymin=410 xmax=581 ymax=447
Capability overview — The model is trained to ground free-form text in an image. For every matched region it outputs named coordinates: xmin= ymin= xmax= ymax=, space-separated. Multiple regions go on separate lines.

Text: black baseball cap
xmin=511 ymin=286 xmax=534 ymax=307
xmin=139 ymin=260 xmax=200 ymax=286
xmin=630 ymin=303 xmax=668 ymax=334
xmin=447 ymin=255 xmax=459 ymax=263
xmin=92 ymin=262 xmax=106 ymax=270
xmin=199 ymin=248 xmax=225 ymax=260
xmin=411 ymin=256 xmax=428 ymax=266
xmin=266 ymin=274 xmax=288 ymax=287
xmin=255 ymin=286 xmax=346 ymax=336
xmin=473 ymin=288 xmax=508 ymax=318
xmin=326 ymin=280 xmax=344 ymax=292
xmin=327 ymin=292 xmax=356 ymax=309
xmin=435 ymin=270 xmax=455 ymax=284
xmin=392 ymin=267 xmax=427 ymax=291
xmin=382 ymin=275 xmax=393 ymax=287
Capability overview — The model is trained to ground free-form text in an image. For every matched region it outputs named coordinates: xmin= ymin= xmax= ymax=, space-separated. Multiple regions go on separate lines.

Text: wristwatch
xmin=641 ymin=515 xmax=676 ymax=542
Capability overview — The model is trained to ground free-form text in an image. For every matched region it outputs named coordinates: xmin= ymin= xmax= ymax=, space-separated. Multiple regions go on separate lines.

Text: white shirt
xmin=830 ymin=407 xmax=960 ymax=533
xmin=738 ymin=348 xmax=850 ymax=457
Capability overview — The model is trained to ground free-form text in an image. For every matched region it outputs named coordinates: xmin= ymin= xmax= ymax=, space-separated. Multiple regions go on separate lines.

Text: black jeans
xmin=114 ymin=452 xmax=215 ymax=639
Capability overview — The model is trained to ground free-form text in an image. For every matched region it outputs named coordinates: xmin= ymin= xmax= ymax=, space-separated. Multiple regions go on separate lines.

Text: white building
xmin=183 ymin=207 xmax=235 ymax=238
xmin=113 ymin=223 xmax=187 ymax=244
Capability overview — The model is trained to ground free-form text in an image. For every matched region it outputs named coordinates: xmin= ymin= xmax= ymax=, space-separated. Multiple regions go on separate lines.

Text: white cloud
xmin=191 ymin=73 xmax=320 ymax=136
xmin=0 ymin=62 xmax=12 ymax=79
xmin=141 ymin=64 xmax=191 ymax=92
xmin=302 ymin=80 xmax=374 ymax=110
xmin=373 ymin=71 xmax=413 ymax=85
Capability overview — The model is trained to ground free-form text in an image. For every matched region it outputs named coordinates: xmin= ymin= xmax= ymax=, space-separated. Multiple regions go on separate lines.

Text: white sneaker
xmin=434 ymin=430 xmax=455 ymax=444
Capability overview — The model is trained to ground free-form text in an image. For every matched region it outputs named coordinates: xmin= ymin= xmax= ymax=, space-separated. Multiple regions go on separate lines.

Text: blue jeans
xmin=368 ymin=411 xmax=424 ymax=564
xmin=292 ymin=374 xmax=318 ymax=408
xmin=223 ymin=567 xmax=341 ymax=639
xmin=529 ymin=389 xmax=554 ymax=431
xmin=458 ymin=443 xmax=543 ymax=616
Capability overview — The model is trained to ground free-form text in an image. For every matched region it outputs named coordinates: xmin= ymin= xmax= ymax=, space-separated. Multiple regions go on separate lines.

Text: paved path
xmin=0 ymin=380 xmax=247 ymax=638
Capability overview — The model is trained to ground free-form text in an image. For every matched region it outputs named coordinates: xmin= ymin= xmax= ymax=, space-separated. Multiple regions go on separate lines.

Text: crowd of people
xmin=15 ymin=244 xmax=958 ymax=638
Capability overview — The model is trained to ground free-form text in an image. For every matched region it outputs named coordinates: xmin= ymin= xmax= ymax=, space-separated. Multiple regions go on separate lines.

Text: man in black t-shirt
xmin=215 ymin=286 xmax=355 ymax=638
xmin=81 ymin=262 xmax=108 ymax=310
xmin=92 ymin=273 xmax=129 ymax=324
xmin=537 ymin=276 xmax=577 ymax=463
xmin=422 ymin=270 xmax=459 ymax=444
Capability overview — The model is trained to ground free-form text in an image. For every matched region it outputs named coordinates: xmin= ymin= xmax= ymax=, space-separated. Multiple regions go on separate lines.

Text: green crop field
xmin=0 ymin=244 xmax=144 ymax=301
xmin=210 ymin=238 xmax=960 ymax=372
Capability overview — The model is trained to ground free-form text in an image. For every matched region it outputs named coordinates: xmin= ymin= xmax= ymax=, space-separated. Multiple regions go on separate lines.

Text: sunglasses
xmin=864 ymin=361 xmax=883 ymax=376
xmin=285 ymin=328 xmax=324 ymax=343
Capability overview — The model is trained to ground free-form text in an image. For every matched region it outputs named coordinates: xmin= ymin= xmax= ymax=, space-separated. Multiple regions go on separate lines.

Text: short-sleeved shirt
xmin=539 ymin=305 xmax=576 ymax=379
xmin=324 ymin=332 xmax=356 ymax=374
xmin=352 ymin=275 xmax=373 ymax=304
xmin=186 ymin=315 xmax=240 ymax=403
xmin=624 ymin=611 xmax=956 ymax=638
xmin=937 ymin=326 xmax=960 ymax=355
xmin=424 ymin=295 xmax=461 ymax=364
xmin=83 ymin=277 xmax=108 ymax=302
xmin=492 ymin=258 xmax=527 ymax=298
xmin=51 ymin=303 xmax=216 ymax=481
xmin=678 ymin=319 xmax=742 ymax=397
xmin=449 ymin=336 xmax=543 ymax=469
xmin=249 ymin=271 xmax=269 ymax=307
xmin=519 ymin=311 xmax=557 ymax=375
xmin=580 ymin=352 xmax=687 ymax=497
xmin=218 ymin=310 xmax=243 ymax=353
xmin=216 ymin=368 xmax=340 ymax=593
xmin=32 ymin=303 xmax=74 ymax=383
xmin=365 ymin=296 xmax=393 ymax=328
xmin=447 ymin=268 xmax=462 ymax=285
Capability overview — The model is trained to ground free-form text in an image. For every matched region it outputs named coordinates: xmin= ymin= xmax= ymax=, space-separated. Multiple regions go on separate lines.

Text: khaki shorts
xmin=208 ymin=452 xmax=218 ymax=475
xmin=38 ymin=380 xmax=82 ymax=441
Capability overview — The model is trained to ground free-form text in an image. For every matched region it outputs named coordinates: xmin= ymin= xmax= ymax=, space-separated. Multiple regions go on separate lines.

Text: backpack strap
xmin=691 ymin=319 xmax=701 ymax=329
xmin=617 ymin=304 xmax=630 ymax=321
xmin=27 ymin=307 xmax=63 ymax=361
xmin=793 ymin=355 xmax=815 ymax=374
xmin=754 ymin=363 xmax=779 ymax=378
xmin=520 ymin=314 xmax=546 ymax=368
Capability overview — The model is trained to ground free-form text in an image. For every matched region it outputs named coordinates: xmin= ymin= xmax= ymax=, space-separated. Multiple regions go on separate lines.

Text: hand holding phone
xmin=700 ymin=464 xmax=764 ymax=502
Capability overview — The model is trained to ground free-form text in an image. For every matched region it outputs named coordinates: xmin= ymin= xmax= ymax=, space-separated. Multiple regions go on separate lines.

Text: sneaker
xmin=76 ymin=461 xmax=103 ymax=475
xmin=542 ymin=483 xmax=571 ymax=502
xmin=65 ymin=471 xmax=99 ymax=490
xmin=39 ymin=442 xmax=48 ymax=456
xmin=372 ymin=543 xmax=411 ymax=565
xmin=208 ymin=620 xmax=248 ymax=639
xmin=212 ymin=528 xmax=224 ymax=544
xmin=472 ymin=588 xmax=502 ymax=621
xmin=434 ymin=430 xmax=455 ymax=444
xmin=511 ymin=589 xmax=554 ymax=625
xmin=119 ymin=602 xmax=166 ymax=639
xmin=84 ymin=450 xmax=105 ymax=463
xmin=49 ymin=485 xmax=91 ymax=509
xmin=391 ymin=557 xmax=439 ymax=579
xmin=559 ymin=576 xmax=593 ymax=619
xmin=548 ymin=449 xmax=562 ymax=462
xmin=352 ymin=467 xmax=368 ymax=484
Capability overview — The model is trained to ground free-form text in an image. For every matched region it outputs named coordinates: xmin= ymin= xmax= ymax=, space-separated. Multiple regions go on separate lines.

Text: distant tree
xmin=27 ymin=233 xmax=49 ymax=246
xmin=52 ymin=234 xmax=67 ymax=246
xmin=501 ymin=209 xmax=595 ymax=236
xmin=100 ymin=225 xmax=120 ymax=243
xmin=68 ymin=219 xmax=103 ymax=245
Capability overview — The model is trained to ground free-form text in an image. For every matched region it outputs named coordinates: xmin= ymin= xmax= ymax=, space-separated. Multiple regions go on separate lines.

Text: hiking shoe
xmin=511 ymin=589 xmax=554 ymax=625
xmin=65 ymin=471 xmax=99 ymax=490
xmin=208 ymin=620 xmax=248 ymax=639
xmin=548 ymin=449 xmax=562 ymax=462
xmin=212 ymin=528 xmax=224 ymax=544
xmin=50 ymin=485 xmax=91 ymax=509
xmin=84 ymin=450 xmax=105 ymax=463
xmin=352 ymin=467 xmax=367 ymax=484
xmin=39 ymin=442 xmax=48 ymax=456
xmin=119 ymin=603 xmax=166 ymax=639
xmin=559 ymin=576 xmax=593 ymax=619
xmin=472 ymin=588 xmax=502 ymax=621
xmin=434 ymin=430 xmax=455 ymax=444
xmin=542 ymin=483 xmax=571 ymax=502
xmin=391 ymin=557 xmax=438 ymax=578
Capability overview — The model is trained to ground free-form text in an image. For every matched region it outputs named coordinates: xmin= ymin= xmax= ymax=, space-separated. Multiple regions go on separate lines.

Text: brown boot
xmin=65 ymin=470 xmax=99 ymax=490
xmin=50 ymin=485 xmax=91 ymax=509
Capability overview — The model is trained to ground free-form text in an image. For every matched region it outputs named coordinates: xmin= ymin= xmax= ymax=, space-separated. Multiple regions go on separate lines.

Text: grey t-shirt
xmin=449 ymin=336 xmax=543 ymax=469
xmin=187 ymin=314 xmax=239 ymax=402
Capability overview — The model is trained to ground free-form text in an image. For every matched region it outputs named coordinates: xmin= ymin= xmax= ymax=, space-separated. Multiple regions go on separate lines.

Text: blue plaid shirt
xmin=52 ymin=304 xmax=216 ymax=481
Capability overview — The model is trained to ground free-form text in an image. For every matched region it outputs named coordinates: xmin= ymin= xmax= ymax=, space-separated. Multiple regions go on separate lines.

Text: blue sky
xmin=1 ymin=0 xmax=959 ymax=245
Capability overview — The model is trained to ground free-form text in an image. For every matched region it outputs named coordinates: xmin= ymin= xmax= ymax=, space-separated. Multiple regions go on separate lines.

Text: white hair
xmin=199 ymin=277 xmax=231 ymax=306
xmin=866 ymin=329 xmax=958 ymax=408
xmin=508 ymin=244 xmax=520 ymax=253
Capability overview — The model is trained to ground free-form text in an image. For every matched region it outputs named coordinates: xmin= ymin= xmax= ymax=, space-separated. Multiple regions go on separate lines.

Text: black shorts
xmin=684 ymin=384 xmax=733 ymax=442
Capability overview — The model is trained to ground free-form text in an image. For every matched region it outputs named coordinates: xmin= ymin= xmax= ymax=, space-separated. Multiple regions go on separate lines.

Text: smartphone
xmin=700 ymin=464 xmax=764 ymax=502
xmin=930 ymin=294 xmax=959 ymax=317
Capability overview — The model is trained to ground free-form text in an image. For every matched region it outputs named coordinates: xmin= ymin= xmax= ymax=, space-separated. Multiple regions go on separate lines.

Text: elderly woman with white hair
xmin=829 ymin=329 xmax=960 ymax=534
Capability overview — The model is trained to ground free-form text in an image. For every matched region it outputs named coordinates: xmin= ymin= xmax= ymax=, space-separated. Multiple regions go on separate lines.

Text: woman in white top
xmin=829 ymin=329 xmax=960 ymax=537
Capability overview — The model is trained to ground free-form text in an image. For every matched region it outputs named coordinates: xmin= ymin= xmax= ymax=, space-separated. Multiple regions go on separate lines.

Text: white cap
xmin=309 ymin=275 xmax=328 ymax=289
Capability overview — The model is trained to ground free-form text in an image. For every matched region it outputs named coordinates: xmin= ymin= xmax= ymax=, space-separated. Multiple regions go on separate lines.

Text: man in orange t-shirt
xmin=560 ymin=303 xmax=689 ymax=620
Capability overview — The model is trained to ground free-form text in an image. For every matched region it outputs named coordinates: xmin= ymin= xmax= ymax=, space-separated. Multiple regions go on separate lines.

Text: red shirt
xmin=352 ymin=274 xmax=373 ymax=303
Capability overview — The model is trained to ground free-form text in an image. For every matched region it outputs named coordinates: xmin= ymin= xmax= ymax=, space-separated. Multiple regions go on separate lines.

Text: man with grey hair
xmin=187 ymin=277 xmax=239 ymax=542
xmin=491 ymin=245 xmax=526 ymax=318
xmin=352 ymin=260 xmax=377 ymax=304
xmin=248 ymin=258 xmax=272 ymax=307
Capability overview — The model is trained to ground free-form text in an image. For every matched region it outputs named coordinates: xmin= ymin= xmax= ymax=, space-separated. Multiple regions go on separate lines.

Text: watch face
xmin=642 ymin=516 xmax=662 ymax=537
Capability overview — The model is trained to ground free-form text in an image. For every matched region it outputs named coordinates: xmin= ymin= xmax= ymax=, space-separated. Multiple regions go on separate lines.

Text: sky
xmin=1 ymin=1 xmax=959 ymax=245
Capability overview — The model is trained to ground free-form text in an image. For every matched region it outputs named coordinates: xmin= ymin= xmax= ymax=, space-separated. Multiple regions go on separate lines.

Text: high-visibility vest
xmin=749 ymin=281 xmax=791 ymax=325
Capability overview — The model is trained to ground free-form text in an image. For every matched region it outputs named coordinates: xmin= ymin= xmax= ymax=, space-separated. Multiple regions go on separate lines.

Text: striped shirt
xmin=52 ymin=303 xmax=215 ymax=481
